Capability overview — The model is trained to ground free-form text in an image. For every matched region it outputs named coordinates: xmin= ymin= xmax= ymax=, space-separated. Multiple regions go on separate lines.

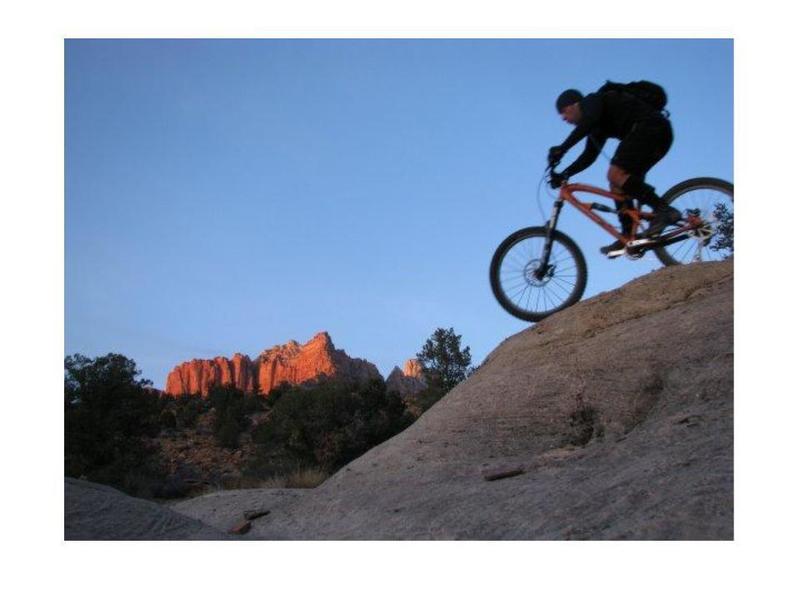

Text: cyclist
xmin=547 ymin=87 xmax=680 ymax=256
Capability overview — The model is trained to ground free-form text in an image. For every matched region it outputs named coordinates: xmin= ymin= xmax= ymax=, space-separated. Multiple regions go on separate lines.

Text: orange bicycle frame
xmin=558 ymin=182 xmax=650 ymax=242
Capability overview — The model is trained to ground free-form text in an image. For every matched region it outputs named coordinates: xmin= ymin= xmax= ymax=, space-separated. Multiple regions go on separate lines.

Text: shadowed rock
xmin=64 ymin=477 xmax=231 ymax=540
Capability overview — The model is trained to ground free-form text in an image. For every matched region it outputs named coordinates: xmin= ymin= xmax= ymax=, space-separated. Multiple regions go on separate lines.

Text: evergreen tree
xmin=711 ymin=202 xmax=734 ymax=255
xmin=414 ymin=327 xmax=474 ymax=411
xmin=64 ymin=353 xmax=164 ymax=496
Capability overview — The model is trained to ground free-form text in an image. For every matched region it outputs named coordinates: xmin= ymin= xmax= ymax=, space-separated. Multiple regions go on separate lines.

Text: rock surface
xmin=164 ymin=332 xmax=381 ymax=397
xmin=165 ymin=353 xmax=256 ymax=397
xmin=256 ymin=332 xmax=380 ymax=394
xmin=64 ymin=477 xmax=231 ymax=540
xmin=173 ymin=260 xmax=733 ymax=540
xmin=386 ymin=359 xmax=427 ymax=398
xmin=170 ymin=488 xmax=308 ymax=534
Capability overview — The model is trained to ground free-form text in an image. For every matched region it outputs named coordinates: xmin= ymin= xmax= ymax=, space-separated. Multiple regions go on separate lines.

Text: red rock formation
xmin=386 ymin=359 xmax=427 ymax=398
xmin=257 ymin=332 xmax=381 ymax=393
xmin=165 ymin=353 xmax=255 ymax=397
xmin=164 ymin=332 xmax=381 ymax=397
xmin=402 ymin=359 xmax=424 ymax=379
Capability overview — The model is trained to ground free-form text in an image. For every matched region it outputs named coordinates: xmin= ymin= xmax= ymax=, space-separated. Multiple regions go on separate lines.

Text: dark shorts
xmin=611 ymin=118 xmax=673 ymax=176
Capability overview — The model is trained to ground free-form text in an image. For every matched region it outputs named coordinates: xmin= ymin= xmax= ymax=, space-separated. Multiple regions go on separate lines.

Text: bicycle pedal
xmin=605 ymin=248 xmax=626 ymax=258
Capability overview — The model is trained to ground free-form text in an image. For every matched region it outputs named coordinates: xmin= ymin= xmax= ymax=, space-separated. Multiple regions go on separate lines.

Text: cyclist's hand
xmin=548 ymin=145 xmax=565 ymax=166
xmin=549 ymin=171 xmax=566 ymax=189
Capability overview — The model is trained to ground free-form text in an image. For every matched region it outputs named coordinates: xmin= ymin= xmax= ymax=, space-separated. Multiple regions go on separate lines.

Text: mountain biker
xmin=547 ymin=87 xmax=681 ymax=256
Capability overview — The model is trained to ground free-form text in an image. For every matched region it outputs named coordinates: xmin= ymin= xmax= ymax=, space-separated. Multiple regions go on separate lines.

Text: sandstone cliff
xmin=256 ymin=332 xmax=380 ymax=393
xmin=386 ymin=359 xmax=427 ymax=398
xmin=165 ymin=332 xmax=381 ymax=397
xmin=165 ymin=353 xmax=255 ymax=397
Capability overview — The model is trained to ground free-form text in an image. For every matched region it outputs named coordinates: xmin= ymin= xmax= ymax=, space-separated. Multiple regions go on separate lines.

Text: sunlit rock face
xmin=402 ymin=359 xmax=423 ymax=379
xmin=256 ymin=331 xmax=380 ymax=393
xmin=386 ymin=359 xmax=427 ymax=397
xmin=165 ymin=354 xmax=255 ymax=397
xmin=164 ymin=332 xmax=381 ymax=397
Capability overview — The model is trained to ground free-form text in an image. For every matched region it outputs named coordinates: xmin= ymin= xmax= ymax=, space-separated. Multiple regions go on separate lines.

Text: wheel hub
xmin=687 ymin=215 xmax=715 ymax=245
xmin=693 ymin=223 xmax=714 ymax=240
xmin=524 ymin=260 xmax=554 ymax=287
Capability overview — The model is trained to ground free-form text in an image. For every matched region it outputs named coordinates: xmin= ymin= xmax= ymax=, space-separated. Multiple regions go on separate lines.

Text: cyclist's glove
xmin=548 ymin=145 xmax=565 ymax=166
xmin=549 ymin=171 xmax=567 ymax=189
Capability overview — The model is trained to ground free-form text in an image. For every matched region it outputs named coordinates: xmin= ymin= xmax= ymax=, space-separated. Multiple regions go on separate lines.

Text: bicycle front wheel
xmin=654 ymin=177 xmax=734 ymax=266
xmin=490 ymin=227 xmax=587 ymax=322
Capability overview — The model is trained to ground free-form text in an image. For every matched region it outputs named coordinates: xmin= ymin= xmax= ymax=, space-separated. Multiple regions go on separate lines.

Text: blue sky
xmin=65 ymin=39 xmax=732 ymax=388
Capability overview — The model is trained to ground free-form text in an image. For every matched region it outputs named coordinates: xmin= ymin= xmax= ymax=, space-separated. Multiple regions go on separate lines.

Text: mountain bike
xmin=489 ymin=166 xmax=734 ymax=322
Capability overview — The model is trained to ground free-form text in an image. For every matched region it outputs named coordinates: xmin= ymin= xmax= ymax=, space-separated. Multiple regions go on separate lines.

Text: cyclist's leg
xmin=611 ymin=118 xmax=673 ymax=208
xmin=606 ymin=165 xmax=635 ymax=237
xmin=612 ymin=119 xmax=677 ymax=235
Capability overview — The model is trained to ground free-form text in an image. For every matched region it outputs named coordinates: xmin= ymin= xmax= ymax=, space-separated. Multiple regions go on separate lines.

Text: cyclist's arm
xmin=559 ymin=93 xmax=603 ymax=152
xmin=562 ymin=135 xmax=606 ymax=178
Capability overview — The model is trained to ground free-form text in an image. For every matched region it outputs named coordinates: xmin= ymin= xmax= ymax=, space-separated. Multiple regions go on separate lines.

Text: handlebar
xmin=545 ymin=162 xmax=567 ymax=188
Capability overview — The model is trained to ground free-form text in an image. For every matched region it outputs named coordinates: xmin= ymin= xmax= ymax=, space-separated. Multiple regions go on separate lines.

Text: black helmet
xmin=556 ymin=89 xmax=584 ymax=112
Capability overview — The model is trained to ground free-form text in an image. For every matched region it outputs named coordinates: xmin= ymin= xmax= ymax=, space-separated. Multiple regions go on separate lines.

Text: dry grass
xmin=156 ymin=467 xmax=331 ymax=502
xmin=259 ymin=467 xmax=329 ymax=489
xmin=214 ymin=467 xmax=330 ymax=491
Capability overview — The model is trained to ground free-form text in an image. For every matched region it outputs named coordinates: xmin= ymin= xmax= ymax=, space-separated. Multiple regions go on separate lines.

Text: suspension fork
xmin=534 ymin=196 xmax=565 ymax=279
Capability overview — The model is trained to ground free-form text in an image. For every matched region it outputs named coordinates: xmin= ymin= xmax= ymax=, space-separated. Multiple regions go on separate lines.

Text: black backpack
xmin=598 ymin=80 xmax=668 ymax=114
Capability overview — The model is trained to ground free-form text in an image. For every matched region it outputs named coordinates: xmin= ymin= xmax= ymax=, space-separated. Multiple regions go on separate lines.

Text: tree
xmin=415 ymin=327 xmax=474 ymax=410
xmin=711 ymin=202 xmax=734 ymax=255
xmin=64 ymin=353 xmax=165 ymax=496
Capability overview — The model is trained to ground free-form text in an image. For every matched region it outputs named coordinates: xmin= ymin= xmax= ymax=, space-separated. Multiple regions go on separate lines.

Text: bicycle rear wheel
xmin=490 ymin=227 xmax=587 ymax=322
xmin=654 ymin=177 xmax=734 ymax=266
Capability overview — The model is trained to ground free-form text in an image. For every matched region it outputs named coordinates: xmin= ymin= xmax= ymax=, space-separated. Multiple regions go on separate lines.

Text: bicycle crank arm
xmin=625 ymin=231 xmax=691 ymax=251
xmin=653 ymin=233 xmax=690 ymax=248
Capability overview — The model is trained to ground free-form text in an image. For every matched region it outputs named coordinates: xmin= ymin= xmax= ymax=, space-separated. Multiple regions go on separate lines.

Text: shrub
xmin=250 ymin=378 xmax=412 ymax=473
xmin=565 ymin=405 xmax=603 ymax=447
xmin=208 ymin=385 xmax=265 ymax=449
xmin=159 ymin=409 xmax=177 ymax=430
xmin=174 ymin=396 xmax=204 ymax=429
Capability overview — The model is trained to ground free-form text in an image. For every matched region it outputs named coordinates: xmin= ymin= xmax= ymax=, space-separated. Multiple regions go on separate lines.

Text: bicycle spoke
xmin=693 ymin=244 xmax=704 ymax=263
xmin=544 ymin=282 xmax=565 ymax=305
xmin=501 ymin=272 xmax=527 ymax=284
xmin=512 ymin=279 xmax=530 ymax=301
xmin=508 ymin=251 xmax=528 ymax=270
xmin=533 ymin=285 xmax=542 ymax=313
xmin=501 ymin=281 xmax=528 ymax=295
xmin=550 ymin=277 xmax=574 ymax=296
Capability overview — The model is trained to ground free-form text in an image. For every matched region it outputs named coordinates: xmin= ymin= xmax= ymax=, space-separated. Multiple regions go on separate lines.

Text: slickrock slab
xmin=64 ymin=478 xmax=230 ymax=540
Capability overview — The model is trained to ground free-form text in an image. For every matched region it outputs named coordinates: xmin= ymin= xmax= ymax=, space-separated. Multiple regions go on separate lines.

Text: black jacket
xmin=560 ymin=90 xmax=666 ymax=177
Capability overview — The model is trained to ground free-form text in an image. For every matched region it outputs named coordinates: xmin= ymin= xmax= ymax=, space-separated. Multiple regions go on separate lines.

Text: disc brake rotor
xmin=524 ymin=259 xmax=554 ymax=287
